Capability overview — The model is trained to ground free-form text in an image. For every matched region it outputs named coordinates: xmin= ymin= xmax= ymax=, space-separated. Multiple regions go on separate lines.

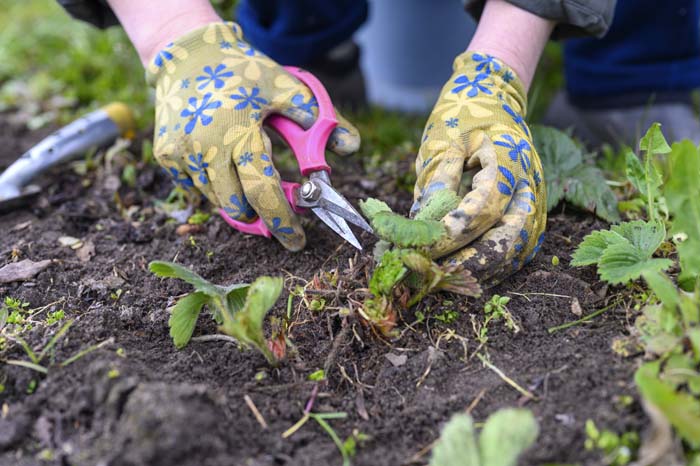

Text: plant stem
xmin=477 ymin=353 xmax=536 ymax=400
xmin=310 ymin=413 xmax=351 ymax=466
xmin=547 ymin=299 xmax=622 ymax=334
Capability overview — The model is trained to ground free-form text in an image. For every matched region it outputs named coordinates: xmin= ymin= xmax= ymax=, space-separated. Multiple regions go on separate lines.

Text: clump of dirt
xmin=0 ymin=115 xmax=644 ymax=466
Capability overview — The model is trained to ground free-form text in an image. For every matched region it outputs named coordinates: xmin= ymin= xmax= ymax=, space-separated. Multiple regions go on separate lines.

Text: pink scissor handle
xmin=265 ymin=67 xmax=337 ymax=176
xmin=219 ymin=67 xmax=335 ymax=238
xmin=218 ymin=181 xmax=306 ymax=238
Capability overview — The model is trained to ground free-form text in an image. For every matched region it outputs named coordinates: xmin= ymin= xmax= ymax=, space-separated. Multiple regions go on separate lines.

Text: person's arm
xmin=466 ymin=0 xmax=554 ymax=90
xmin=105 ymin=0 xmax=221 ymax=66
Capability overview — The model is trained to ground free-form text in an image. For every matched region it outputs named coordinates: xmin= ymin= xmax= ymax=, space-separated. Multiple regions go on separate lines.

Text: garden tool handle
xmin=0 ymin=102 xmax=135 ymax=201
xmin=265 ymin=67 xmax=337 ymax=176
xmin=218 ymin=181 xmax=307 ymax=237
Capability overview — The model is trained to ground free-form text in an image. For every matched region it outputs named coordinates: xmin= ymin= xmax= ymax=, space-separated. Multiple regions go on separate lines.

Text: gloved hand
xmin=147 ymin=22 xmax=360 ymax=251
xmin=411 ymin=51 xmax=546 ymax=285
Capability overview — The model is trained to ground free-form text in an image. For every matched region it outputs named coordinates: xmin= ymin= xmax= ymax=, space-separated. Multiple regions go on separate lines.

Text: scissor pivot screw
xmin=300 ymin=181 xmax=321 ymax=201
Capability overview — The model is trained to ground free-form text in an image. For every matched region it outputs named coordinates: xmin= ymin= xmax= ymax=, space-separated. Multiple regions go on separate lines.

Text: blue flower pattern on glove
xmin=231 ymin=87 xmax=268 ymax=110
xmin=180 ymin=93 xmax=222 ymax=134
xmin=167 ymin=167 xmax=194 ymax=189
xmin=291 ymin=94 xmax=318 ymax=114
xmin=238 ymin=152 xmax=253 ymax=166
xmin=270 ymin=217 xmax=294 ymax=235
xmin=196 ymin=64 xmax=233 ymax=90
xmin=223 ymin=194 xmax=256 ymax=220
xmin=451 ymin=73 xmax=493 ymax=97
xmin=494 ymin=135 xmax=531 ymax=172
xmin=502 ymin=103 xmax=529 ymax=137
xmin=187 ymin=153 xmax=209 ymax=184
xmin=445 ymin=117 xmax=459 ymax=128
xmin=472 ymin=53 xmax=501 ymax=74
xmin=497 ymin=167 xmax=535 ymax=213
xmin=260 ymin=154 xmax=274 ymax=176
xmin=154 ymin=43 xmax=174 ymax=68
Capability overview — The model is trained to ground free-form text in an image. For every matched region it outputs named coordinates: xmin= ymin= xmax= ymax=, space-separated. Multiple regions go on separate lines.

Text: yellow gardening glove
xmin=147 ymin=22 xmax=360 ymax=251
xmin=412 ymin=51 xmax=546 ymax=285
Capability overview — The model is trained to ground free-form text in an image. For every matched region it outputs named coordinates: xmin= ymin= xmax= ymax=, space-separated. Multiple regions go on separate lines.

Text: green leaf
xmin=169 ymin=291 xmax=209 ymax=349
xmin=599 ymin=242 xmax=672 ymax=285
xmin=636 ymin=361 xmax=700 ymax=448
xmin=414 ymin=189 xmax=461 ymax=222
xmin=642 ymin=270 xmax=681 ymax=310
xmin=149 ymin=261 xmax=223 ymax=297
xmin=359 ymin=198 xmax=392 ymax=222
xmin=666 ymin=140 xmax=700 ymax=279
xmin=611 ymin=220 xmax=666 ymax=257
xmin=571 ymin=229 xmax=626 ymax=267
xmin=564 ymin=165 xmax=621 ymax=223
xmin=625 ymin=150 xmax=646 ymax=195
xmin=373 ymin=212 xmax=445 ymax=248
xmin=369 ymin=249 xmax=407 ymax=296
xmin=430 ymin=414 xmax=480 ymax=466
xmin=532 ymin=125 xmax=620 ymax=222
xmin=479 ymin=408 xmax=539 ymax=466
xmin=225 ymin=284 xmax=250 ymax=313
xmin=639 ymin=123 xmax=672 ymax=156
xmin=223 ymin=276 xmax=283 ymax=364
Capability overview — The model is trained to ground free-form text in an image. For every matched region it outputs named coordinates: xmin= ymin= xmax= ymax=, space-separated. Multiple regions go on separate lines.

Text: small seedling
xmin=483 ymin=295 xmax=519 ymax=333
xmin=26 ymin=379 xmax=37 ymax=394
xmin=283 ymin=386 xmax=353 ymax=466
xmin=149 ymin=261 xmax=284 ymax=365
xmin=584 ymin=420 xmax=638 ymax=466
xmin=307 ymin=369 xmax=325 ymax=381
xmin=358 ymin=192 xmax=481 ymax=335
xmin=45 ymin=309 xmax=65 ymax=325
xmin=188 ymin=210 xmax=211 ymax=225
xmin=107 ymin=368 xmax=120 ymax=379
xmin=3 ymin=320 xmax=107 ymax=374
xmin=434 ymin=309 xmax=458 ymax=325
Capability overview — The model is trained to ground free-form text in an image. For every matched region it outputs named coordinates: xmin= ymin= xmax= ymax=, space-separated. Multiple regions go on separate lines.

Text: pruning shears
xmin=219 ymin=67 xmax=373 ymax=250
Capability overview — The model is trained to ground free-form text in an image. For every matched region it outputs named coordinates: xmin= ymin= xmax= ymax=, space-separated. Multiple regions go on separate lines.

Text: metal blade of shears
xmin=307 ymin=172 xmax=373 ymax=233
xmin=311 ymin=207 xmax=363 ymax=250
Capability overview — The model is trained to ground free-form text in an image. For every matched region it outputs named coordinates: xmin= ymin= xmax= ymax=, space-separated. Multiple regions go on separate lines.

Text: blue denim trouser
xmin=237 ymin=0 xmax=700 ymax=105
xmin=564 ymin=0 xmax=700 ymax=108
xmin=235 ymin=0 xmax=368 ymax=65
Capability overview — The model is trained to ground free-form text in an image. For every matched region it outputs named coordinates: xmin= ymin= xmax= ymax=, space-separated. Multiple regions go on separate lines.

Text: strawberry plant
xmin=149 ymin=261 xmax=283 ymax=365
xmin=532 ymin=125 xmax=620 ymax=222
xmin=430 ymin=408 xmax=538 ymax=466
xmin=358 ymin=191 xmax=481 ymax=335
xmin=572 ymin=123 xmax=700 ymax=454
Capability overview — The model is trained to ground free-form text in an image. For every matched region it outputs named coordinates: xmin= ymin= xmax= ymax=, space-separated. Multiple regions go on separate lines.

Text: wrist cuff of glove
xmin=452 ymin=50 xmax=529 ymax=115
xmin=145 ymin=21 xmax=244 ymax=87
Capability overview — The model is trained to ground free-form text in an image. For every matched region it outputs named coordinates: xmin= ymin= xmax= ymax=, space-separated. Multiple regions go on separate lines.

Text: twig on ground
xmin=547 ymin=297 xmax=623 ymax=333
xmin=466 ymin=388 xmax=486 ymax=414
xmin=191 ymin=334 xmax=239 ymax=345
xmin=244 ymin=394 xmax=268 ymax=429
xmin=477 ymin=353 xmax=537 ymax=400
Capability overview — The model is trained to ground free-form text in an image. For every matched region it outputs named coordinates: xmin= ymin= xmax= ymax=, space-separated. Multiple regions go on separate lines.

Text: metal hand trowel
xmin=0 ymin=102 xmax=135 ymax=212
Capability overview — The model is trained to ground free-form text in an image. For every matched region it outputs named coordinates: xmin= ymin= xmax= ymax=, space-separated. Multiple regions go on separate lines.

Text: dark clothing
xmin=58 ymin=0 xmax=616 ymax=38
xmin=57 ymin=0 xmax=117 ymax=28
xmin=465 ymin=0 xmax=616 ymax=38
xmin=564 ymin=0 xmax=700 ymax=108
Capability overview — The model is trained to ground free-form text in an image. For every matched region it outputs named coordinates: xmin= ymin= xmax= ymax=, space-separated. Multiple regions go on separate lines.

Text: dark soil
xmin=0 ymin=114 xmax=645 ymax=466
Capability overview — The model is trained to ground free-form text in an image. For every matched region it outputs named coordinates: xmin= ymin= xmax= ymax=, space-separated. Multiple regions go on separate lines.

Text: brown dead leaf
xmin=0 ymin=259 xmax=52 ymax=283
xmin=76 ymin=241 xmax=95 ymax=262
